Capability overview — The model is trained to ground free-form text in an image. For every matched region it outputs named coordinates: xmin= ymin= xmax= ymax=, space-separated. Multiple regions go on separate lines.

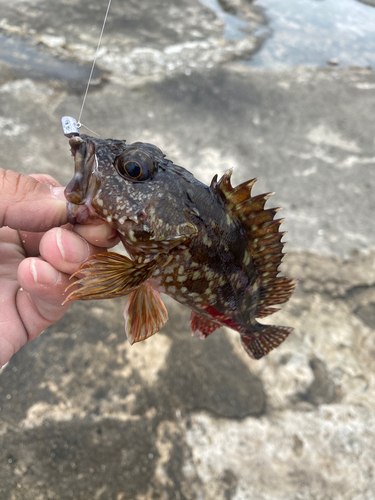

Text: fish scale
xmin=64 ymin=134 xmax=297 ymax=360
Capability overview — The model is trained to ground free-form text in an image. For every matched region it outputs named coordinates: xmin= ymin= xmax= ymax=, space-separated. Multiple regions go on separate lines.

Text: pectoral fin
xmin=124 ymin=282 xmax=168 ymax=345
xmin=190 ymin=310 xmax=221 ymax=339
xmin=63 ymin=252 xmax=159 ymax=302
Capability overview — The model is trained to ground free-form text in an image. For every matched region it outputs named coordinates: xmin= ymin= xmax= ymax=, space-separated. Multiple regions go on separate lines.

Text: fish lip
xmin=66 ymin=201 xmax=103 ymax=225
xmin=65 ymin=136 xmax=101 ymax=225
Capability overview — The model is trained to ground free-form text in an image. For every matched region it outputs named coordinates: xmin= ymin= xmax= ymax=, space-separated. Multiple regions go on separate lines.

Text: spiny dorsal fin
xmin=211 ymin=170 xmax=296 ymax=317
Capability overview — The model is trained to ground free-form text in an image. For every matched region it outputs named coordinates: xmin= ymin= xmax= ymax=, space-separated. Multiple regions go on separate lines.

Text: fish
xmin=63 ymin=134 xmax=297 ymax=359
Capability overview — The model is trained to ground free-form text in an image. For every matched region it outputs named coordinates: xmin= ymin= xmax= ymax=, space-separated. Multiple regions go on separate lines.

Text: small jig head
xmin=61 ymin=116 xmax=80 ymax=138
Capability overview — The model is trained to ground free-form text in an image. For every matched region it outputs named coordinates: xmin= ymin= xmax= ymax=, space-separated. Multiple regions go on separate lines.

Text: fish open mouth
xmin=65 ymin=136 xmax=102 ymax=225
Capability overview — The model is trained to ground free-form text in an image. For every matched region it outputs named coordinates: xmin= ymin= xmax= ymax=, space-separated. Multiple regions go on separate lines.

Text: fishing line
xmin=62 ymin=0 xmax=113 ymax=137
xmin=78 ymin=0 xmax=113 ymax=128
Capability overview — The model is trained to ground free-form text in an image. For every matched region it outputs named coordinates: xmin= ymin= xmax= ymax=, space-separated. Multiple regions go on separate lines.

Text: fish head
xmin=65 ymin=135 xmax=198 ymax=253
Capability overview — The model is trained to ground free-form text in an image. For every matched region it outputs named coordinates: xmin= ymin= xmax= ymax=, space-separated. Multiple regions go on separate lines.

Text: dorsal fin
xmin=211 ymin=170 xmax=297 ymax=318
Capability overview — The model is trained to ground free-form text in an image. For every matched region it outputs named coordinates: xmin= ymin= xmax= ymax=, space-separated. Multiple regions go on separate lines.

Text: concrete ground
xmin=1 ymin=0 xmax=375 ymax=499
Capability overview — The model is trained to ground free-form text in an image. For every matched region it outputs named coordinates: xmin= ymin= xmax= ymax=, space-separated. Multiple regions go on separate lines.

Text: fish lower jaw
xmin=66 ymin=201 xmax=104 ymax=225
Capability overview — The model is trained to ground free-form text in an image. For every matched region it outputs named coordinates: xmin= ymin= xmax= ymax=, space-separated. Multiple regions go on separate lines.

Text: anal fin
xmin=124 ymin=283 xmax=168 ymax=345
xmin=190 ymin=310 xmax=221 ymax=339
xmin=241 ymin=324 xmax=293 ymax=360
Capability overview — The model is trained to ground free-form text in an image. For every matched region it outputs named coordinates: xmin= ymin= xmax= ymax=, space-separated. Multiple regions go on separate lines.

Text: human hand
xmin=0 ymin=169 xmax=119 ymax=367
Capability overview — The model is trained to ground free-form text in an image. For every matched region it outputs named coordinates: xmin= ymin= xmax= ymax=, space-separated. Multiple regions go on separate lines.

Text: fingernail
xmin=57 ymin=227 xmax=90 ymax=263
xmin=30 ymin=258 xmax=38 ymax=283
xmin=52 ymin=187 xmax=66 ymax=200
xmin=56 ymin=228 xmax=66 ymax=260
xmin=30 ymin=258 xmax=59 ymax=285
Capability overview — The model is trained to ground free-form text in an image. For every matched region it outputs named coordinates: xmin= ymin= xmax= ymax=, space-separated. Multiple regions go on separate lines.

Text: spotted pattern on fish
xmin=64 ymin=135 xmax=297 ymax=359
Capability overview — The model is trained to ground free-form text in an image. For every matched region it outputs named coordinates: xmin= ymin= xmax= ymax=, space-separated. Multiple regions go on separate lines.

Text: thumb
xmin=0 ymin=169 xmax=68 ymax=231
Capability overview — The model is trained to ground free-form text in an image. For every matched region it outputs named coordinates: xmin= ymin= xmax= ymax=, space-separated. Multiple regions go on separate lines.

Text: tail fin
xmin=241 ymin=324 xmax=293 ymax=360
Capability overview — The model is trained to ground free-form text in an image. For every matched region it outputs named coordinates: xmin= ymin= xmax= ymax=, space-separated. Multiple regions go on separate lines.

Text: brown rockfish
xmin=64 ymin=134 xmax=297 ymax=359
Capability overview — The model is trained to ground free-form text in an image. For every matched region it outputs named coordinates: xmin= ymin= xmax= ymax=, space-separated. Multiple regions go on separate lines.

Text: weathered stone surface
xmin=1 ymin=65 xmax=375 ymax=256
xmin=0 ymin=0 xmax=258 ymax=85
xmin=1 ymin=250 xmax=375 ymax=499
xmin=1 ymin=0 xmax=375 ymax=499
xmin=358 ymin=0 xmax=375 ymax=6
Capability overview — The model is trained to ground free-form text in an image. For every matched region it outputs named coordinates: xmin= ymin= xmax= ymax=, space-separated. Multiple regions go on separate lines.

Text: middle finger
xmin=39 ymin=227 xmax=107 ymax=276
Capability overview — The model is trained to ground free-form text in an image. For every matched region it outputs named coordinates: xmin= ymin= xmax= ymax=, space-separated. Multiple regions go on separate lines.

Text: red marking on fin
xmin=201 ymin=305 xmax=242 ymax=332
xmin=124 ymin=282 xmax=168 ymax=345
xmin=190 ymin=310 xmax=221 ymax=339
xmin=63 ymin=252 xmax=159 ymax=303
xmin=241 ymin=324 xmax=293 ymax=360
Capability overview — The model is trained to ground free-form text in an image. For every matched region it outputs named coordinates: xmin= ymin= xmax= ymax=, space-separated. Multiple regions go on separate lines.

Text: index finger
xmin=73 ymin=222 xmax=120 ymax=248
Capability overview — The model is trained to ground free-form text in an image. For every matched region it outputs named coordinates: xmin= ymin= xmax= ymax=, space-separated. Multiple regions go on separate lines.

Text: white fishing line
xmin=77 ymin=0 xmax=113 ymax=129
xmin=78 ymin=122 xmax=101 ymax=137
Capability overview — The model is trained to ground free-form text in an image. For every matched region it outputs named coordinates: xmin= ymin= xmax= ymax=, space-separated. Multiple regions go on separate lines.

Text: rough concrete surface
xmin=1 ymin=0 xmax=375 ymax=499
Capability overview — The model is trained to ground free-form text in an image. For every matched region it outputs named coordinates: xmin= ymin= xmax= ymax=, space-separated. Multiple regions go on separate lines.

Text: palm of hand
xmin=0 ymin=226 xmax=55 ymax=362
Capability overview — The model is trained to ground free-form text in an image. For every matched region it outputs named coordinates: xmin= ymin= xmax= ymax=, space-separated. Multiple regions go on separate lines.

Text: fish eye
xmin=124 ymin=161 xmax=142 ymax=179
xmin=115 ymin=150 xmax=155 ymax=181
